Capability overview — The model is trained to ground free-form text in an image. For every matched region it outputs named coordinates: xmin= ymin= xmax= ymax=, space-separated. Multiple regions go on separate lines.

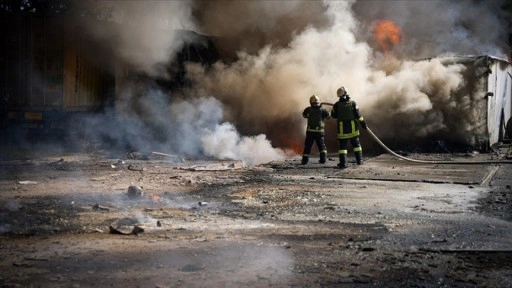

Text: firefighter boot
xmin=319 ymin=152 xmax=326 ymax=164
xmin=355 ymin=151 xmax=363 ymax=165
xmin=301 ymin=155 xmax=309 ymax=165
xmin=337 ymin=155 xmax=348 ymax=169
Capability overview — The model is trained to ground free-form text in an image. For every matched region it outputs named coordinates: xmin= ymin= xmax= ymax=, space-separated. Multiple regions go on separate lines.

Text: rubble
xmin=151 ymin=151 xmax=185 ymax=163
xmin=127 ymin=185 xmax=144 ymax=199
xmin=17 ymin=181 xmax=37 ymax=185
xmin=108 ymin=225 xmax=144 ymax=235
xmin=0 ymin=151 xmax=511 ymax=287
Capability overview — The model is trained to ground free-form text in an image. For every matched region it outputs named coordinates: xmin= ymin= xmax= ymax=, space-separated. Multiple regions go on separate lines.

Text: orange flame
xmin=373 ymin=20 xmax=402 ymax=52
xmin=290 ymin=143 xmax=303 ymax=155
xmin=280 ymin=139 xmax=303 ymax=156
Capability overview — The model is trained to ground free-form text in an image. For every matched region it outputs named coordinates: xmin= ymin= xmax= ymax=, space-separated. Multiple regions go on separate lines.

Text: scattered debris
xmin=12 ymin=262 xmax=33 ymax=267
xmin=111 ymin=160 xmax=126 ymax=169
xmin=126 ymin=152 xmax=149 ymax=160
xmin=186 ymin=161 xmax=244 ymax=171
xmin=108 ymin=217 xmax=145 ymax=235
xmin=151 ymin=151 xmax=185 ymax=163
xmin=192 ymin=237 xmax=208 ymax=242
xmin=361 ymin=247 xmax=376 ymax=252
xmin=92 ymin=203 xmax=110 ymax=211
xmin=52 ymin=158 xmax=64 ymax=164
xmin=23 ymin=257 xmax=49 ymax=261
xmin=127 ymin=186 xmax=144 ymax=199
xmin=430 ymin=238 xmax=448 ymax=243
xmin=48 ymin=158 xmax=74 ymax=171
xmin=17 ymin=181 xmax=37 ymax=185
xmin=109 ymin=225 xmax=144 ymax=235
xmin=128 ymin=164 xmax=146 ymax=172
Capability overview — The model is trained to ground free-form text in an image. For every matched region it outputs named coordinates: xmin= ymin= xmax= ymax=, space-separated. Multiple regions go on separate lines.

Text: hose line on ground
xmin=320 ymin=102 xmax=512 ymax=164
xmin=367 ymin=126 xmax=512 ymax=164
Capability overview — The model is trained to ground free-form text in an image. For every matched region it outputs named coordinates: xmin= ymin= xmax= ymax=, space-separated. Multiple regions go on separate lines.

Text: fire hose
xmin=320 ymin=102 xmax=512 ymax=165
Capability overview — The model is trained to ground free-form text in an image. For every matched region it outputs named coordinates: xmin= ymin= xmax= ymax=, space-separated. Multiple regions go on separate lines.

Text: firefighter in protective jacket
xmin=331 ymin=87 xmax=367 ymax=168
xmin=301 ymin=95 xmax=331 ymax=165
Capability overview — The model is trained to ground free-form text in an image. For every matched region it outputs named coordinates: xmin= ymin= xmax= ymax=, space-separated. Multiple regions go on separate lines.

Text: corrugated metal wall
xmin=0 ymin=15 xmax=112 ymax=113
xmin=487 ymin=57 xmax=512 ymax=145
xmin=433 ymin=55 xmax=511 ymax=149
xmin=63 ymin=39 xmax=107 ymax=111
xmin=0 ymin=16 xmax=33 ymax=107
xmin=31 ymin=16 xmax=64 ymax=108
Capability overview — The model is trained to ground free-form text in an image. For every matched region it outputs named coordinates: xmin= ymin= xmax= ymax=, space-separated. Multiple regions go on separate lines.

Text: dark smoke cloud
xmin=193 ymin=1 xmax=330 ymax=55
xmin=352 ymin=0 xmax=510 ymax=59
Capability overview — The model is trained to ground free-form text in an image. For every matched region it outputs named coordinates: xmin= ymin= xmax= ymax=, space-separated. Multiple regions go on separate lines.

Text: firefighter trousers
xmin=302 ymin=131 xmax=327 ymax=164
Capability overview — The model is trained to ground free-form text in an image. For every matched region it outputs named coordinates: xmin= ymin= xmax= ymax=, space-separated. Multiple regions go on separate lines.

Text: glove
xmin=359 ymin=120 xmax=367 ymax=130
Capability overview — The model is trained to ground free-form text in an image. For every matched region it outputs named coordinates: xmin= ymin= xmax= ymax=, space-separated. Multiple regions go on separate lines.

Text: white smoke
xmin=90 ymin=88 xmax=286 ymax=165
xmin=170 ymin=96 xmax=287 ymax=165
xmin=202 ymin=122 xmax=287 ymax=166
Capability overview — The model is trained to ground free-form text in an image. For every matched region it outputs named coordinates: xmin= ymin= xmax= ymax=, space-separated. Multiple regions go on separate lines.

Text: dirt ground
xmin=0 ymin=143 xmax=511 ymax=288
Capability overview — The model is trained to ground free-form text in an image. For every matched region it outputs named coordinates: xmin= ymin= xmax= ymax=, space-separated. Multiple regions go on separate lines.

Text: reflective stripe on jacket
xmin=331 ymin=99 xmax=364 ymax=139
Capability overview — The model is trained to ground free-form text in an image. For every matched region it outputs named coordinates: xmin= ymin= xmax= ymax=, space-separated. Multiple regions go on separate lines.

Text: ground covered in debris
xmin=0 ymin=147 xmax=511 ymax=287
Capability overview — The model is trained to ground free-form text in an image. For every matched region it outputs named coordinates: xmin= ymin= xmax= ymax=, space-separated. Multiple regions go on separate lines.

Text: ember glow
xmin=373 ymin=20 xmax=402 ymax=52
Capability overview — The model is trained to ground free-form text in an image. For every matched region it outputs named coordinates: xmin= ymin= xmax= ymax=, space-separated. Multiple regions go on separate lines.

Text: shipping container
xmin=0 ymin=15 xmax=114 ymax=131
xmin=434 ymin=55 xmax=512 ymax=150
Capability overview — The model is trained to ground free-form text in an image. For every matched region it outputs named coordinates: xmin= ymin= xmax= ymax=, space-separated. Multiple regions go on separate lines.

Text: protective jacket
xmin=302 ymin=104 xmax=330 ymax=133
xmin=331 ymin=96 xmax=364 ymax=139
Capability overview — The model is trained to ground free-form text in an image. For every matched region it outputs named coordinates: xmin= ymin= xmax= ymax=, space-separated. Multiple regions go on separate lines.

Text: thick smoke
xmin=188 ymin=1 xmax=371 ymax=149
xmin=68 ymin=0 xmax=289 ymax=165
xmin=352 ymin=0 xmax=510 ymax=59
xmin=71 ymin=0 xmax=196 ymax=77
xmin=188 ymin=0 xmax=510 ymax=150
xmin=85 ymin=92 xmax=286 ymax=165
xmin=76 ymin=0 xmax=510 ymax=163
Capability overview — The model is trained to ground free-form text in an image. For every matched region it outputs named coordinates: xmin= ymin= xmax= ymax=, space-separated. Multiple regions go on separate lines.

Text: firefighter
xmin=301 ymin=95 xmax=331 ymax=165
xmin=331 ymin=87 xmax=367 ymax=168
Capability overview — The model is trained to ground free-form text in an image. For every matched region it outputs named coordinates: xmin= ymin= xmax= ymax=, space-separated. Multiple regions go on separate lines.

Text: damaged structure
xmin=1 ymin=14 xmax=511 ymax=154
xmin=0 ymin=15 xmax=217 ymax=136
xmin=434 ymin=55 xmax=512 ymax=150
xmin=0 ymin=15 xmax=114 ymax=132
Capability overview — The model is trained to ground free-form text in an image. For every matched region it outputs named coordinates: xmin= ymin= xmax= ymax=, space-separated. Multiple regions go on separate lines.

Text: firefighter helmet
xmin=337 ymin=87 xmax=346 ymax=97
xmin=309 ymin=95 xmax=320 ymax=104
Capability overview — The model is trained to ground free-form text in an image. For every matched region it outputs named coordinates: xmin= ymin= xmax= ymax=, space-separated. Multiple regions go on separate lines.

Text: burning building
xmin=431 ymin=55 xmax=512 ymax=150
xmin=1 ymin=0 xmax=512 ymax=164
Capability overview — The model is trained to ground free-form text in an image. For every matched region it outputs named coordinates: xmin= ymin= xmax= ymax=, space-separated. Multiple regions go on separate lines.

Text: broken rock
xmin=127 ymin=185 xmax=144 ymax=199
xmin=109 ymin=225 xmax=144 ymax=235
